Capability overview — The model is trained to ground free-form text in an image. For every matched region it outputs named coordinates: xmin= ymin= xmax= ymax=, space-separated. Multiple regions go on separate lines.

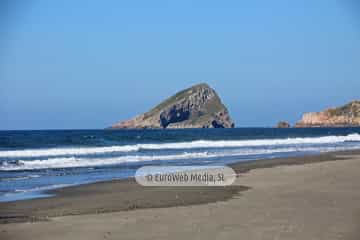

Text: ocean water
xmin=1 ymin=128 xmax=360 ymax=202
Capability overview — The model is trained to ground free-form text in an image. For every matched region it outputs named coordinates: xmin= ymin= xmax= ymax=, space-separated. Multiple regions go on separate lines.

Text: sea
xmin=1 ymin=128 xmax=360 ymax=202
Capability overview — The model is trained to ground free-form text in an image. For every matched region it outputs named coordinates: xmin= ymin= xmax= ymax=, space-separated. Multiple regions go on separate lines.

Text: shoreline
xmin=1 ymin=149 xmax=360 ymax=224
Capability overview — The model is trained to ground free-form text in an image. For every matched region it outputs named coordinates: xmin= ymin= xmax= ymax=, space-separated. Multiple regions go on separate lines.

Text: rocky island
xmin=295 ymin=100 xmax=360 ymax=127
xmin=110 ymin=83 xmax=235 ymax=129
xmin=276 ymin=121 xmax=291 ymax=128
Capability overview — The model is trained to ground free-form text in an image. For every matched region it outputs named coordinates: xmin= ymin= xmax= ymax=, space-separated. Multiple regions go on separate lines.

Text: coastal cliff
xmin=110 ymin=83 xmax=235 ymax=129
xmin=295 ymin=100 xmax=360 ymax=127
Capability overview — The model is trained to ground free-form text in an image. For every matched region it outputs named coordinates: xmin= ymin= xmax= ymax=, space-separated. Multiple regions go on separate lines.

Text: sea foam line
xmin=0 ymin=133 xmax=359 ymax=159
xmin=0 ymin=152 xmax=212 ymax=171
xmin=1 ymin=145 xmax=359 ymax=171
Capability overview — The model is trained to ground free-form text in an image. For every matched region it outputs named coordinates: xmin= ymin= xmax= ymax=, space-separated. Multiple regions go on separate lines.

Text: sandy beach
xmin=2 ymin=1 xmax=360 ymax=239
xmin=1 ymin=150 xmax=360 ymax=240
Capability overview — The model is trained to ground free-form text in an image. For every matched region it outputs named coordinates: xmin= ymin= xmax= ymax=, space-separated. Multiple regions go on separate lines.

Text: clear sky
xmin=1 ymin=0 xmax=359 ymax=130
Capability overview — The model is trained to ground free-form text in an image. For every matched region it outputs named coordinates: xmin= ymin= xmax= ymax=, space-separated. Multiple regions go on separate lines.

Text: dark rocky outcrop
xmin=110 ymin=83 xmax=235 ymax=129
xmin=295 ymin=100 xmax=360 ymax=127
xmin=276 ymin=121 xmax=291 ymax=128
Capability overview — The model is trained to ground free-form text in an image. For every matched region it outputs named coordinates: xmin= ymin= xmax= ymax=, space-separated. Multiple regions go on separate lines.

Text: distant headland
xmin=295 ymin=100 xmax=360 ymax=128
xmin=110 ymin=83 xmax=235 ymax=129
xmin=109 ymin=83 xmax=359 ymax=129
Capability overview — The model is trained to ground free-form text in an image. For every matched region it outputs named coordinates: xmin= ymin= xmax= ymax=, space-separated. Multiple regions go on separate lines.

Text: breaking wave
xmin=0 ymin=133 xmax=359 ymax=159
xmin=1 ymin=145 xmax=359 ymax=171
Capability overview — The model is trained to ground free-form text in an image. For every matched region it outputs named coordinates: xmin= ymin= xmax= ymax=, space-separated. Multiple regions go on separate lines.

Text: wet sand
xmin=1 ymin=150 xmax=360 ymax=239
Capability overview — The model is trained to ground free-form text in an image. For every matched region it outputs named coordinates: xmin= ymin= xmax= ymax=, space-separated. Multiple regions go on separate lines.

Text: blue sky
xmin=1 ymin=0 xmax=359 ymax=129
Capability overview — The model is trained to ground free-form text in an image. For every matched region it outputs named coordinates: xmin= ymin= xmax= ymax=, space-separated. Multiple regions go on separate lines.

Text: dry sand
xmin=1 ymin=151 xmax=360 ymax=240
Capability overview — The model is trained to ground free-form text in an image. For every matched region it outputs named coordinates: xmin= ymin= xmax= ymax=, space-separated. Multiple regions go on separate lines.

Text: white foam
xmin=1 ymin=145 xmax=358 ymax=171
xmin=13 ymin=184 xmax=72 ymax=193
xmin=0 ymin=133 xmax=359 ymax=159
xmin=0 ymin=145 xmax=141 ymax=158
xmin=0 ymin=152 xmax=212 ymax=171
xmin=0 ymin=174 xmax=41 ymax=182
